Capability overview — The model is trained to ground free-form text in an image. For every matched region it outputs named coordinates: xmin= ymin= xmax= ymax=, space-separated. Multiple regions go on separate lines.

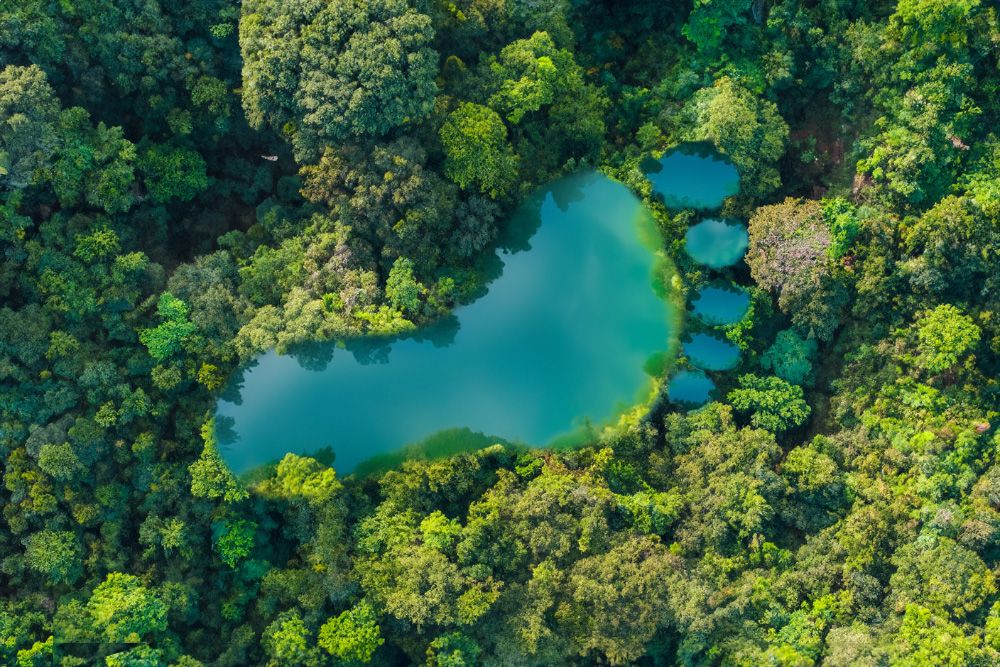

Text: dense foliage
xmin=1 ymin=0 xmax=999 ymax=665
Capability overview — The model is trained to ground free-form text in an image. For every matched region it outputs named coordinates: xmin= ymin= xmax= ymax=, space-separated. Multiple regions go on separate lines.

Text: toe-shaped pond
xmin=644 ymin=142 xmax=740 ymax=211
xmin=217 ymin=172 xmax=679 ymax=475
xmin=691 ymin=284 xmax=750 ymax=326
xmin=684 ymin=218 xmax=749 ymax=269
xmin=682 ymin=333 xmax=741 ymax=371
xmin=667 ymin=370 xmax=716 ymax=407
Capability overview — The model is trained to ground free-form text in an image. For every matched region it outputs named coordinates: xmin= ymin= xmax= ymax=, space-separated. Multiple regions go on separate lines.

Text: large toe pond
xmin=643 ymin=141 xmax=740 ymax=211
xmin=217 ymin=172 xmax=678 ymax=475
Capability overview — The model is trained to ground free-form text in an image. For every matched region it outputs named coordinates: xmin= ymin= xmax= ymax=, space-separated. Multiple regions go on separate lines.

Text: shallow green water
xmin=691 ymin=285 xmax=750 ymax=326
xmin=645 ymin=142 xmax=740 ymax=211
xmin=217 ymin=172 xmax=677 ymax=474
xmin=684 ymin=218 xmax=749 ymax=269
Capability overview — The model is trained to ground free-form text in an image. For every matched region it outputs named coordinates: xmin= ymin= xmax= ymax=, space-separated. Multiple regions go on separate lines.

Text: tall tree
xmin=0 ymin=65 xmax=59 ymax=190
xmin=240 ymin=0 xmax=438 ymax=161
xmin=747 ymin=197 xmax=847 ymax=340
xmin=681 ymin=76 xmax=789 ymax=199
xmin=440 ymin=102 xmax=518 ymax=199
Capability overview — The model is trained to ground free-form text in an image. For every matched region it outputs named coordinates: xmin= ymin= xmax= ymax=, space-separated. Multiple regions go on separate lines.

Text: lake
xmin=217 ymin=172 xmax=678 ymax=474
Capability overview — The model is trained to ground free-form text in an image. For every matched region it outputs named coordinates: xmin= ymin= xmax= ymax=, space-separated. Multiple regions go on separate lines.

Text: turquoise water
xmin=217 ymin=173 xmax=677 ymax=474
xmin=685 ymin=218 xmax=749 ymax=269
xmin=654 ymin=144 xmax=747 ymax=409
xmin=645 ymin=143 xmax=740 ymax=211
xmin=683 ymin=333 xmax=741 ymax=371
xmin=691 ymin=284 xmax=750 ymax=326
xmin=667 ymin=370 xmax=716 ymax=406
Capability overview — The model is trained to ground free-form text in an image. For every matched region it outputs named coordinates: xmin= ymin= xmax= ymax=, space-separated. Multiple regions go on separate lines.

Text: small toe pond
xmin=218 ymin=172 xmax=679 ymax=475
xmin=644 ymin=142 xmax=751 ymax=408
xmin=682 ymin=333 xmax=741 ymax=371
xmin=643 ymin=142 xmax=740 ymax=211
xmin=666 ymin=370 xmax=716 ymax=407
xmin=684 ymin=218 xmax=749 ymax=269
xmin=691 ymin=285 xmax=750 ymax=326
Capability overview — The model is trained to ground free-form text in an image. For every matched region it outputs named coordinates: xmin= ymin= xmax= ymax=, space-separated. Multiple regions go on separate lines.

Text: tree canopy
xmin=240 ymin=0 xmax=438 ymax=161
xmin=2 ymin=0 xmax=1000 ymax=664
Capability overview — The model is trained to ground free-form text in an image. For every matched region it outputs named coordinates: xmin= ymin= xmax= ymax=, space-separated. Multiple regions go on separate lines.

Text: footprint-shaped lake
xmin=217 ymin=172 xmax=678 ymax=474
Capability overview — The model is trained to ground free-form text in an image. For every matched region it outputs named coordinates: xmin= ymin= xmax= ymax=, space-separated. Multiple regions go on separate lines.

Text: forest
xmin=1 ymin=0 xmax=999 ymax=664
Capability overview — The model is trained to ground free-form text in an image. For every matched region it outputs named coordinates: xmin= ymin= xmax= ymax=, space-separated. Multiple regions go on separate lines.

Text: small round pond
xmin=217 ymin=172 xmax=679 ymax=474
xmin=685 ymin=218 xmax=749 ymax=269
xmin=682 ymin=333 xmax=741 ymax=371
xmin=644 ymin=142 xmax=740 ymax=211
xmin=667 ymin=370 xmax=716 ymax=407
xmin=691 ymin=284 xmax=750 ymax=326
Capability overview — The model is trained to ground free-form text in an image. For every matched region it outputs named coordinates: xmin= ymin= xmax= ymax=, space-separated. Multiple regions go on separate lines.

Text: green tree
xmin=823 ymin=197 xmax=861 ymax=260
xmin=780 ymin=442 xmax=846 ymax=531
xmin=889 ymin=537 xmax=995 ymax=619
xmin=14 ymin=636 xmax=53 ymax=667
xmin=240 ymin=0 xmax=438 ymax=160
xmin=36 ymin=442 xmax=84 ymax=481
xmin=441 ymin=103 xmax=518 ymax=198
xmin=104 ymin=645 xmax=170 ymax=666
xmin=87 ymin=573 xmax=168 ymax=643
xmin=22 ymin=529 xmax=82 ymax=585
xmin=728 ymin=374 xmax=810 ymax=432
xmin=856 ymin=58 xmax=980 ymax=209
xmin=558 ymin=536 xmax=677 ymax=664
xmin=385 ymin=257 xmax=423 ymax=317
xmin=138 ymin=144 xmax=208 ymax=203
xmin=682 ymin=0 xmax=750 ymax=57
xmin=189 ymin=420 xmax=248 ymax=503
xmin=761 ymin=329 xmax=817 ymax=386
xmin=425 ymin=632 xmax=481 ymax=666
xmin=47 ymin=108 xmax=137 ymax=214
xmin=883 ymin=604 xmax=994 ymax=665
xmin=484 ymin=31 xmax=607 ymax=179
xmin=318 ymin=600 xmax=383 ymax=663
xmin=0 ymin=65 xmax=58 ymax=189
xmin=254 ymin=453 xmax=353 ymax=601
xmin=913 ymin=304 xmax=980 ymax=374
xmin=213 ymin=519 xmax=256 ymax=568
xmin=299 ymin=138 xmax=462 ymax=273
xmin=890 ymin=0 xmax=981 ymax=48
xmin=681 ymin=77 xmax=789 ymax=198
xmin=747 ymin=198 xmax=846 ymax=340
xmin=139 ymin=293 xmax=196 ymax=362
xmin=670 ymin=405 xmax=786 ymax=549
xmin=262 ymin=612 xmax=322 ymax=667
xmin=901 ymin=195 xmax=999 ymax=300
